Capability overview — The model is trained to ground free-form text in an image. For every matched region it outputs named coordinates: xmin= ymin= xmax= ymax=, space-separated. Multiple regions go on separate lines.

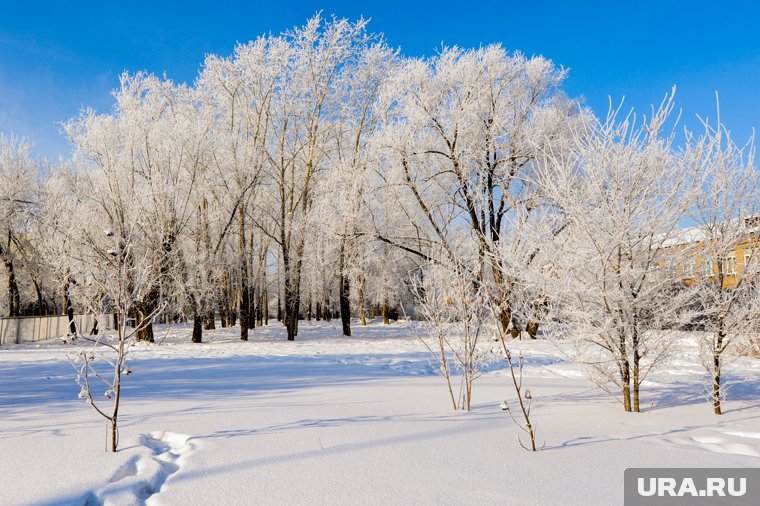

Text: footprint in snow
xmin=719 ymin=430 xmax=760 ymax=440
xmin=86 ymin=431 xmax=198 ymax=506
xmin=668 ymin=433 xmax=760 ymax=458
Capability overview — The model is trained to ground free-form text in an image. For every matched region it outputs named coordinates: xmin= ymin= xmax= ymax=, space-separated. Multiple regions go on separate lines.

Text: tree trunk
xmin=285 ymin=284 xmax=299 ymax=341
xmin=358 ymin=278 xmax=366 ymax=326
xmin=621 ymin=361 xmax=632 ymax=412
xmin=713 ymin=367 xmax=722 ymax=415
xmin=256 ymin=284 xmax=263 ymax=326
xmin=133 ymin=290 xmax=157 ymax=342
xmin=137 ymin=323 xmax=153 ymax=342
xmin=283 ymin=241 xmax=305 ymax=340
xmin=192 ymin=309 xmax=203 ymax=344
xmin=264 ymin=288 xmax=269 ymax=325
xmin=632 ymin=323 xmax=641 ymax=412
xmin=33 ymin=280 xmax=45 ymax=316
xmin=283 ymin=272 xmax=294 ymax=340
xmin=510 ymin=316 xmax=522 ymax=339
xmin=339 ymin=243 xmax=351 ymax=336
xmin=221 ymin=269 xmax=232 ymax=328
xmin=204 ymin=307 xmax=215 ymax=330
xmin=525 ymin=298 xmax=547 ymax=339
xmin=713 ymin=330 xmax=724 ymax=415
xmin=247 ymin=284 xmax=255 ymax=330
xmin=63 ymin=282 xmax=70 ymax=317
xmin=64 ymin=284 xmax=76 ymax=334
xmin=492 ymin=264 xmax=512 ymax=335
xmin=633 ymin=353 xmax=641 ymax=413
xmin=499 ymin=309 xmax=512 ymax=336
xmin=4 ymin=258 xmax=20 ymax=317
xmin=219 ymin=296 xmax=228 ymax=328
xmin=136 ymin=315 xmax=154 ymax=343
xmin=111 ymin=378 xmax=121 ymax=453
xmin=111 ymin=418 xmax=118 ymax=453
xmin=382 ymin=301 xmax=389 ymax=325
xmin=67 ymin=305 xmax=77 ymax=335
xmin=239 ymin=206 xmax=249 ymax=341
xmin=323 ymin=298 xmax=331 ymax=322
xmin=248 ymin=232 xmax=261 ymax=330
xmin=339 ymin=274 xmax=351 ymax=336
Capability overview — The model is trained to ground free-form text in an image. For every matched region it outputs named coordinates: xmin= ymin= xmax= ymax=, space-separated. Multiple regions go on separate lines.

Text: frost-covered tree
xmin=684 ymin=110 xmax=760 ymax=415
xmin=539 ymin=92 xmax=698 ymax=412
xmin=198 ymin=36 xmax=284 ymax=340
xmin=363 ymin=239 xmax=412 ymax=324
xmin=0 ymin=135 xmax=39 ymax=317
xmin=46 ymin=140 xmax=167 ymax=452
xmin=50 ymin=71 xmax=216 ymax=448
xmin=375 ymin=45 xmax=573 ymax=335
xmin=409 ymin=258 xmax=494 ymax=411
xmin=64 ymin=73 xmax=205 ymax=341
xmin=263 ymin=15 xmax=373 ymax=340
xmin=37 ymin=162 xmax=81 ymax=321
xmin=67 ymin=220 xmax=164 ymax=453
xmin=317 ymin=42 xmax=398 ymax=336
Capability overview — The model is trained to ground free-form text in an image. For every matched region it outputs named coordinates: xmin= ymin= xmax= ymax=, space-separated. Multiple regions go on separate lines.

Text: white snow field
xmin=1 ymin=321 xmax=759 ymax=506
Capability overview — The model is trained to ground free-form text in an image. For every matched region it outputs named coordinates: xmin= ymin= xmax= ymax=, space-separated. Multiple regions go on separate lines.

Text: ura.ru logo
xmin=637 ymin=477 xmax=746 ymax=498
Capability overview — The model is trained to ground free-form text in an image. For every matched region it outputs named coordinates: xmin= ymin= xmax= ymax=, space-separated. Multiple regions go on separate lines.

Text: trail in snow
xmin=667 ymin=429 xmax=760 ymax=458
xmin=83 ymin=431 xmax=198 ymax=506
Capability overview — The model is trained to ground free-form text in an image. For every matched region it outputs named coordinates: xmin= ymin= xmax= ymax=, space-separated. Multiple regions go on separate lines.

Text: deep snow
xmin=1 ymin=320 xmax=758 ymax=505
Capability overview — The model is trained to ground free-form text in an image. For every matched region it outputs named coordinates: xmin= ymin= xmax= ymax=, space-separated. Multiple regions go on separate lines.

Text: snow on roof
xmin=661 ymin=216 xmax=760 ymax=248
xmin=661 ymin=226 xmax=708 ymax=248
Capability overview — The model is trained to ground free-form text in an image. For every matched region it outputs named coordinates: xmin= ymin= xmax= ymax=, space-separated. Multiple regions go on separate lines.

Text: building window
xmin=702 ymin=256 xmax=714 ymax=277
xmin=684 ymin=259 xmax=695 ymax=278
xmin=720 ymin=254 xmax=737 ymax=276
xmin=744 ymin=248 xmax=755 ymax=274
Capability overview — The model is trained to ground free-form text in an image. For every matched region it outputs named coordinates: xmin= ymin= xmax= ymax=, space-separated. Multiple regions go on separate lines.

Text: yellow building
xmin=666 ymin=218 xmax=760 ymax=289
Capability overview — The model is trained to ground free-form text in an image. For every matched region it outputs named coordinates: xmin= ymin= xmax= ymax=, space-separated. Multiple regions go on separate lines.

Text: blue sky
xmin=1 ymin=1 xmax=758 ymax=159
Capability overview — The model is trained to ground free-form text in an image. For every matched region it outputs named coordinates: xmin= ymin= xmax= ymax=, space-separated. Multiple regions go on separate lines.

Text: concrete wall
xmin=0 ymin=314 xmax=115 ymax=345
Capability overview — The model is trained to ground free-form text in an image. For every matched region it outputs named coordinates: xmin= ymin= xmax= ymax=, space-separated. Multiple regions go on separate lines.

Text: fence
xmin=0 ymin=314 xmax=115 ymax=345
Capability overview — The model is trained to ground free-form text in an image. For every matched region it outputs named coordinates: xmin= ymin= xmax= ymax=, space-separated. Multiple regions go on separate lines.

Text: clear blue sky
xmin=1 ymin=0 xmax=758 ymax=159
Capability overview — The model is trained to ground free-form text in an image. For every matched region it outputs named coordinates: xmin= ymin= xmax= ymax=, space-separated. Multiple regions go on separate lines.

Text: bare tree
xmin=45 ymin=158 xmax=166 ymax=452
xmin=685 ymin=104 xmax=760 ymax=414
xmin=68 ymin=224 xmax=165 ymax=452
xmin=409 ymin=259 xmax=494 ymax=411
xmin=497 ymin=344 xmax=541 ymax=451
xmin=539 ymin=91 xmax=698 ymax=412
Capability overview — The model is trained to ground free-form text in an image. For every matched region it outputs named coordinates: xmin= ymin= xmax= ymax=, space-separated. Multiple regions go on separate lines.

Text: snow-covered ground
xmin=1 ymin=320 xmax=759 ymax=505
